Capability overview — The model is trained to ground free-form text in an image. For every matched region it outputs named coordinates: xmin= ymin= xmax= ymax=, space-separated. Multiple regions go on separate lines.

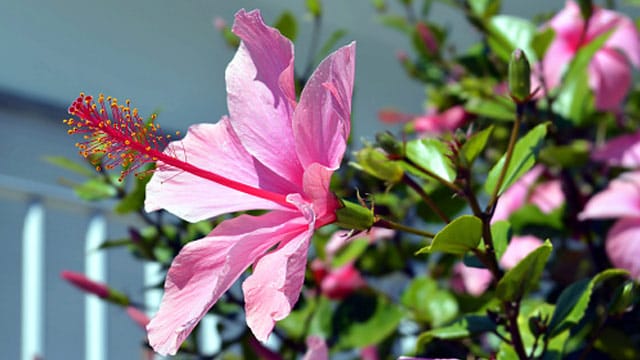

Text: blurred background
xmin=1 ymin=1 xmax=632 ymax=359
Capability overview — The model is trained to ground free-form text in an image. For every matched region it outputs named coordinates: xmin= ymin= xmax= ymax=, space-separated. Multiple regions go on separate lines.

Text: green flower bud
xmin=335 ymin=200 xmax=375 ymax=231
xmin=508 ymin=49 xmax=532 ymax=103
xmin=355 ymin=147 xmax=404 ymax=183
xmin=376 ymin=131 xmax=403 ymax=157
xmin=578 ymin=0 xmax=593 ymax=21
xmin=609 ymin=280 xmax=638 ymax=315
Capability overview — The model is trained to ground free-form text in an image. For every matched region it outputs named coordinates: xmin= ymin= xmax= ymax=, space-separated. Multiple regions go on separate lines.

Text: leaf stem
xmin=402 ymin=174 xmax=451 ymax=223
xmin=374 ymin=218 xmax=435 ymax=238
xmin=403 ymin=157 xmax=463 ymax=194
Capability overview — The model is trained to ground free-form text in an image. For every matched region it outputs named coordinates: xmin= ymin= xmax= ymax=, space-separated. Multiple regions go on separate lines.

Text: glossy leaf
xmin=461 ymin=125 xmax=495 ymax=166
xmin=484 ymin=123 xmax=548 ymax=197
xmin=416 ymin=215 xmax=483 ymax=255
xmin=405 ymin=138 xmax=456 ymax=182
xmin=496 ymin=239 xmax=552 ymax=301
xmin=531 ymin=27 xmax=555 ymax=60
xmin=487 ymin=15 xmax=537 ymax=62
xmin=401 ymin=276 xmax=458 ymax=326
xmin=417 ymin=314 xmax=496 ymax=348
xmin=547 ymin=268 xmax=629 ymax=338
xmin=465 ymin=97 xmax=515 ymax=121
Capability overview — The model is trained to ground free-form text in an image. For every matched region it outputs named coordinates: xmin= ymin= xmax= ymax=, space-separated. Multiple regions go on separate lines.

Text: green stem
xmin=374 ymin=218 xmax=435 ymax=238
xmin=487 ymin=104 xmax=523 ymax=211
xmin=403 ymin=174 xmax=451 ymax=223
xmin=505 ymin=300 xmax=529 ymax=360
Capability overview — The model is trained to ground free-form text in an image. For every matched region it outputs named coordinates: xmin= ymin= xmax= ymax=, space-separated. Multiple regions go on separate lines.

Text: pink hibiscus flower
xmin=65 ymin=9 xmax=355 ymax=355
xmin=143 ymin=11 xmax=355 ymax=354
xmin=579 ymin=171 xmax=640 ymax=279
xmin=378 ymin=106 xmax=468 ymax=136
xmin=592 ymin=130 xmax=640 ymax=168
xmin=541 ymin=0 xmax=640 ymax=110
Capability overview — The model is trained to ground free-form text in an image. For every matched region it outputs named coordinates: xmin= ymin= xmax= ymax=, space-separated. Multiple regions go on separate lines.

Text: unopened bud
xmin=508 ymin=49 xmax=531 ymax=103
xmin=335 ymin=200 xmax=374 ymax=231
xmin=609 ymin=280 xmax=637 ymax=315
xmin=61 ymin=270 xmax=130 ymax=306
xmin=376 ymin=131 xmax=403 ymax=157
xmin=578 ymin=0 xmax=593 ymax=21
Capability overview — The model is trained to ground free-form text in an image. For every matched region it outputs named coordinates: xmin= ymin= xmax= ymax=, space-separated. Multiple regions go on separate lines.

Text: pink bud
xmin=213 ymin=16 xmax=227 ymax=30
xmin=320 ymin=263 xmax=366 ymax=300
xmin=61 ymin=270 xmax=109 ymax=299
xmin=416 ymin=22 xmax=438 ymax=54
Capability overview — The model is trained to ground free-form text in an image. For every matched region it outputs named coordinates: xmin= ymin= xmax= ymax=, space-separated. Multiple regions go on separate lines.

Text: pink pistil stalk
xmin=64 ymin=93 xmax=294 ymax=209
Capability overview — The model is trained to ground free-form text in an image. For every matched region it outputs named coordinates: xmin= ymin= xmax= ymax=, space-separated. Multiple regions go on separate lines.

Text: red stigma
xmin=64 ymin=93 xmax=169 ymax=180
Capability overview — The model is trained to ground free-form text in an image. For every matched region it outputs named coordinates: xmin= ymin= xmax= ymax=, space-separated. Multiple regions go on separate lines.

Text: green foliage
xmin=547 ymin=269 xmax=629 ymax=338
xmin=332 ymin=293 xmax=404 ymax=349
xmin=496 ymin=240 xmax=552 ymax=301
xmin=405 ymin=138 xmax=456 ymax=182
xmin=353 ymin=147 xmax=404 ymax=183
xmin=401 ymin=276 xmax=459 ymax=326
xmin=487 ymin=15 xmax=537 ymax=62
xmin=274 ymin=11 xmax=298 ymax=41
xmin=485 ymin=123 xmax=548 ymax=196
xmin=461 ymin=125 xmax=495 ymax=166
xmin=416 ymin=215 xmax=483 ymax=255
xmin=417 ymin=314 xmax=496 ymax=348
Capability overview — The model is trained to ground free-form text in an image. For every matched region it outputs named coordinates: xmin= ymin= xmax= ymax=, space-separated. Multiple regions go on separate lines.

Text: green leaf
xmin=416 ymin=215 xmax=483 ymax=255
xmin=531 ymin=28 xmax=555 ymax=60
xmin=464 ymin=97 xmax=515 ymax=121
xmin=496 ymin=239 xmax=552 ymax=301
xmin=377 ymin=14 xmax=412 ymax=34
xmin=353 ymin=147 xmax=404 ymax=183
xmin=273 ymin=11 xmax=297 ymax=41
xmin=491 ymin=220 xmax=511 ymax=261
xmin=74 ymin=178 xmax=117 ymax=201
xmin=417 ymin=314 xmax=496 ymax=348
xmin=461 ymin=125 xmax=495 ymax=166
xmin=468 ymin=0 xmax=501 ymax=19
xmin=487 ymin=15 xmax=537 ymax=62
xmin=553 ymin=30 xmax=612 ymax=124
xmin=539 ymin=140 xmax=591 ymax=168
xmin=44 ymin=156 xmax=95 ymax=177
xmin=114 ymin=173 xmax=150 ymax=214
xmin=509 ymin=204 xmax=565 ymax=231
xmin=484 ymin=123 xmax=548 ymax=197
xmin=547 ymin=268 xmax=629 ymax=338
xmin=306 ymin=0 xmax=322 ymax=17
xmin=333 ymin=293 xmax=404 ymax=349
xmin=405 ymin=138 xmax=456 ymax=182
xmin=401 ymin=277 xmax=458 ymax=326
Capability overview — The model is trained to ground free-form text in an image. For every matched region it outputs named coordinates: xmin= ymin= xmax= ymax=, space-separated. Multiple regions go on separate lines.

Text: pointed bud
xmin=508 ymin=49 xmax=531 ymax=103
xmin=61 ymin=270 xmax=130 ymax=306
xmin=578 ymin=0 xmax=593 ymax=21
xmin=335 ymin=200 xmax=374 ymax=231
xmin=376 ymin=131 xmax=403 ymax=157
xmin=609 ymin=280 xmax=638 ymax=315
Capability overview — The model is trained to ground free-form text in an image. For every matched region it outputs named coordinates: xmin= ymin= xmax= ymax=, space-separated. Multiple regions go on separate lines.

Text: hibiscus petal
xmin=606 ymin=218 xmax=640 ymax=280
xmin=293 ymin=42 xmax=356 ymax=170
xmin=146 ymin=210 xmax=304 ymax=355
xmin=592 ymin=131 xmax=640 ymax=168
xmin=589 ymin=48 xmax=632 ymax=110
xmin=541 ymin=39 xmax=576 ymax=89
xmin=492 ymin=166 xmax=544 ymax=223
xmin=499 ymin=235 xmax=544 ymax=269
xmin=303 ymin=336 xmax=329 ymax=360
xmin=303 ymin=163 xmax=339 ymax=224
xmin=242 ymin=219 xmax=313 ymax=342
xmin=226 ymin=9 xmax=303 ymax=184
xmin=145 ymin=118 xmax=294 ymax=222
xmin=595 ymin=6 xmax=640 ymax=67
xmin=579 ymin=171 xmax=640 ymax=220
xmin=452 ymin=262 xmax=492 ymax=296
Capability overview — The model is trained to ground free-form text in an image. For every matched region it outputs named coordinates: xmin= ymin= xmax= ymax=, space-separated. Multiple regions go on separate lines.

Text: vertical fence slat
xmin=21 ymin=201 xmax=45 ymax=360
xmin=85 ymin=213 xmax=107 ymax=360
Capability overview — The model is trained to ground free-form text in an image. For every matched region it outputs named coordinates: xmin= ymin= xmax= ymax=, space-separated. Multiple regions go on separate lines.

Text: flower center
xmin=65 ymin=93 xmax=295 ymax=209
